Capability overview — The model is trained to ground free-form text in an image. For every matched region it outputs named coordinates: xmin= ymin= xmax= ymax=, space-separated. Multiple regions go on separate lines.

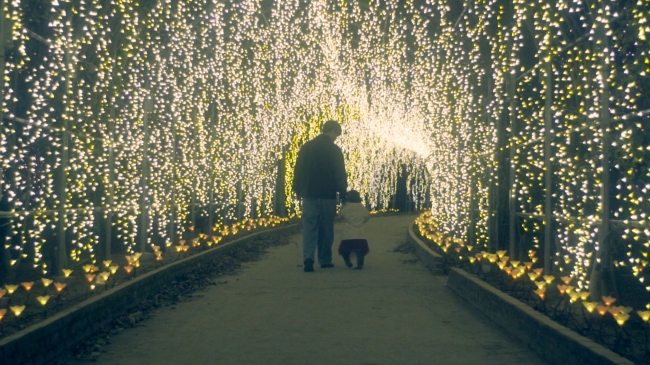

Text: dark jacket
xmin=292 ymin=134 xmax=348 ymax=201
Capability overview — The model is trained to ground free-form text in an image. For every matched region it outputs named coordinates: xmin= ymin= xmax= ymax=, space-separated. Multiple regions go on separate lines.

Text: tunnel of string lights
xmin=0 ymin=0 xmax=648 ymax=307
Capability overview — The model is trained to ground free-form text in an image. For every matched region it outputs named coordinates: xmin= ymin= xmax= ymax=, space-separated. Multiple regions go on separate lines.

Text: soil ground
xmin=59 ymin=214 xmax=547 ymax=365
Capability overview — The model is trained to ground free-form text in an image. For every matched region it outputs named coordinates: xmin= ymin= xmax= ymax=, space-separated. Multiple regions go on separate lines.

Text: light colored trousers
xmin=301 ymin=198 xmax=337 ymax=265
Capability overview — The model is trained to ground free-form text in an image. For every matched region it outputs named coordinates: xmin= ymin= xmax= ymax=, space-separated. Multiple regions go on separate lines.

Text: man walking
xmin=292 ymin=120 xmax=348 ymax=272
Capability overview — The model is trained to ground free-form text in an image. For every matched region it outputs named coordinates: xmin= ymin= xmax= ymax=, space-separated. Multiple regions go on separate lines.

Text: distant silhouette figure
xmin=293 ymin=120 xmax=348 ymax=272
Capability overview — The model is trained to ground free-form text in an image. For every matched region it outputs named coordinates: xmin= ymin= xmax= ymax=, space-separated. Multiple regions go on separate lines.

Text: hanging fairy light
xmin=0 ymin=0 xmax=647 ymax=328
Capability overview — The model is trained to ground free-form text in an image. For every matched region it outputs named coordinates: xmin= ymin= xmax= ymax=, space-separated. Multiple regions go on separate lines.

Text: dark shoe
xmin=356 ymin=253 xmax=365 ymax=268
xmin=321 ymin=263 xmax=334 ymax=268
xmin=353 ymin=266 xmax=363 ymax=270
xmin=342 ymin=253 xmax=353 ymax=268
xmin=304 ymin=259 xmax=314 ymax=272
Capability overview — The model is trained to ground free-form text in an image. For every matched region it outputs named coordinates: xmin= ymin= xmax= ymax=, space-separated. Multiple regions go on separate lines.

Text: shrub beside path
xmin=68 ymin=214 xmax=547 ymax=365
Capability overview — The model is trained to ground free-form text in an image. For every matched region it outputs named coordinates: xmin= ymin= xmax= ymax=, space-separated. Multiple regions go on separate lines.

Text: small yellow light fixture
xmin=62 ymin=269 xmax=73 ymax=278
xmin=109 ymin=265 xmax=119 ymax=274
xmin=54 ymin=283 xmax=67 ymax=293
xmin=103 ymin=260 xmax=112 ymax=268
xmin=42 ymin=278 xmax=53 ymax=287
xmin=614 ymin=312 xmax=630 ymax=326
xmin=596 ymin=305 xmax=609 ymax=316
xmin=511 ymin=268 xmax=522 ymax=279
xmin=560 ymin=276 xmax=572 ymax=285
xmin=543 ymin=275 xmax=555 ymax=284
xmin=21 ymin=282 xmax=34 ymax=292
xmin=496 ymin=250 xmax=507 ymax=258
xmin=10 ymin=305 xmax=26 ymax=317
xmin=534 ymin=281 xmax=546 ymax=290
xmin=619 ymin=306 xmax=633 ymax=314
xmin=5 ymin=284 xmax=18 ymax=294
xmin=124 ymin=266 xmax=133 ymax=275
xmin=534 ymin=288 xmax=546 ymax=300
xmin=582 ymin=302 xmax=597 ymax=313
xmin=637 ymin=310 xmax=650 ymax=322
xmin=602 ymin=296 xmax=617 ymax=306
xmin=608 ymin=307 xmax=621 ymax=316
xmin=37 ymin=295 xmax=51 ymax=306
xmin=510 ymin=261 xmax=520 ymax=268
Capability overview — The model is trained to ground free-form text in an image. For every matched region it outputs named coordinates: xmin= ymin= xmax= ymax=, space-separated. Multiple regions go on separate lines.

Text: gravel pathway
xmin=64 ymin=214 xmax=547 ymax=365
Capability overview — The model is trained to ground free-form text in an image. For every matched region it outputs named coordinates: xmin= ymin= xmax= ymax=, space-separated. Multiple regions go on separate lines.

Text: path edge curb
xmin=407 ymin=223 xmax=443 ymax=275
xmin=446 ymin=267 xmax=635 ymax=365
xmin=0 ymin=223 xmax=301 ymax=365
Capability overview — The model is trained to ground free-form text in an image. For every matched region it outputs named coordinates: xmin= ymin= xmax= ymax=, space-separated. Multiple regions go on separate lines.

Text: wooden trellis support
xmin=189 ymin=108 xmax=197 ymax=234
xmin=0 ymin=0 xmax=6 ymax=205
xmin=467 ymin=106 xmax=477 ymax=248
xmin=507 ymin=69 xmax=518 ymax=259
xmin=236 ymin=180 xmax=243 ymax=221
xmin=453 ymin=97 xmax=463 ymax=238
xmin=105 ymin=95 xmax=116 ymax=260
xmin=55 ymin=49 xmax=74 ymax=275
xmin=208 ymin=104 xmax=217 ymax=234
xmin=543 ymin=52 xmax=553 ymax=274
xmin=139 ymin=94 xmax=153 ymax=253
xmin=169 ymin=109 xmax=178 ymax=249
xmin=590 ymin=9 xmax=612 ymax=300
xmin=0 ymin=0 xmax=10 ymax=271
xmin=485 ymin=72 xmax=498 ymax=254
